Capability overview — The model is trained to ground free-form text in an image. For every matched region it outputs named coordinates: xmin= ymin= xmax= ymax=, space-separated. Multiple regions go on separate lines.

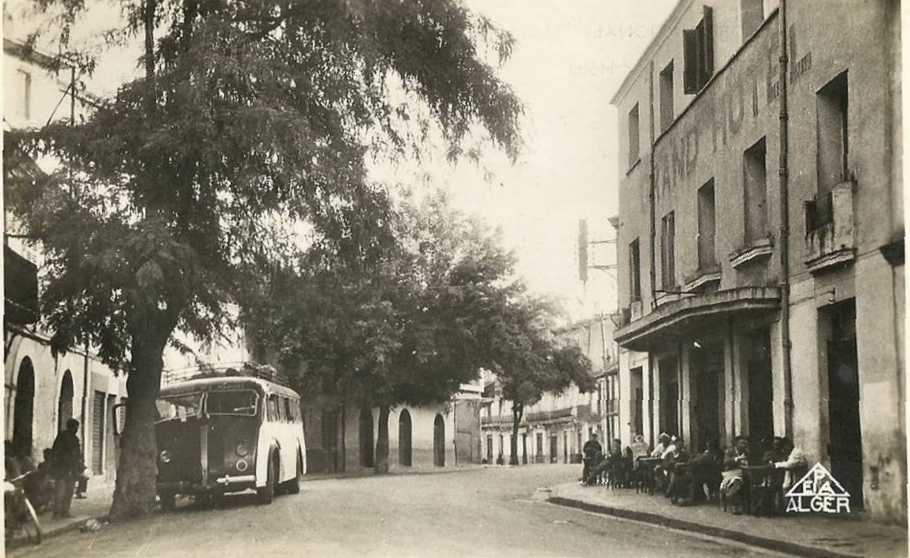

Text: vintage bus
xmin=153 ymin=367 xmax=306 ymax=508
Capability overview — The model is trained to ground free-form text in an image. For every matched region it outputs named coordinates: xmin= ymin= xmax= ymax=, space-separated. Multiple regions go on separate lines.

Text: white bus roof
xmin=159 ymin=375 xmax=300 ymax=400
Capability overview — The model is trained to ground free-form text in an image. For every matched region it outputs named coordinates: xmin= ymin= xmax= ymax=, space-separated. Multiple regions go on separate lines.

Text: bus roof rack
xmin=162 ymin=361 xmax=291 ymax=387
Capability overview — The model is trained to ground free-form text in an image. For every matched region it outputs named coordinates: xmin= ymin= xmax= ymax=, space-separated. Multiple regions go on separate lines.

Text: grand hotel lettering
xmin=655 ymin=28 xmax=812 ymax=193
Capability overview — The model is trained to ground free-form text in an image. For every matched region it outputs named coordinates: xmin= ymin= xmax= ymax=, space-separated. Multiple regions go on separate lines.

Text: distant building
xmin=610 ymin=0 xmax=903 ymax=522
xmin=479 ymin=316 xmax=618 ymax=465
xmin=3 ymin=33 xmax=127 ymax=482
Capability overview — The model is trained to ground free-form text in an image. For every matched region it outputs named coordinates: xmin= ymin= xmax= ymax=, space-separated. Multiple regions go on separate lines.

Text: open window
xmin=629 ymin=238 xmax=642 ymax=302
xmin=628 ymin=103 xmax=640 ymax=167
xmin=660 ymin=212 xmax=676 ymax=289
xmin=743 ymin=137 xmax=768 ymax=243
xmin=659 ymin=61 xmax=675 ymax=132
xmin=683 ymin=6 xmax=714 ymax=94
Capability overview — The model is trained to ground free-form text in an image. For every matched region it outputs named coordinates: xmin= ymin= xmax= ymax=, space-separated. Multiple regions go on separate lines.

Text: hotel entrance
xmin=690 ymin=341 xmax=723 ymax=451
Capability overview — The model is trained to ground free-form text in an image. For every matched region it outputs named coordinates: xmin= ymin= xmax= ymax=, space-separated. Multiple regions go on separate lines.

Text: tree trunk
xmin=374 ymin=404 xmax=390 ymax=474
xmin=510 ymin=403 xmax=523 ymax=466
xmin=109 ymin=331 xmax=168 ymax=520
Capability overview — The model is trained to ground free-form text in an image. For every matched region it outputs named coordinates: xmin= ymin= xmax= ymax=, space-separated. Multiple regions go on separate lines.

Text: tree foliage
xmin=4 ymin=0 xmax=521 ymax=518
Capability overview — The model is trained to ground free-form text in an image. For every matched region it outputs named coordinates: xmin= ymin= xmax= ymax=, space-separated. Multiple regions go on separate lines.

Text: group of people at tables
xmin=581 ymin=432 xmax=807 ymax=515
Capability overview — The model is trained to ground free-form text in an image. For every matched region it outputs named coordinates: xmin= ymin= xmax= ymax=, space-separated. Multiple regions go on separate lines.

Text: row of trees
xmin=5 ymin=0 xmax=592 ymax=519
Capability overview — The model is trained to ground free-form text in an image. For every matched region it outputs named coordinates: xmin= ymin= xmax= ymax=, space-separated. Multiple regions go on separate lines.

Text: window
xmin=683 ymin=6 xmax=714 ymax=94
xmin=629 ymin=239 xmax=642 ymax=302
xmin=697 ymin=180 xmax=717 ymax=270
xmin=743 ymin=137 xmax=768 ymax=243
xmin=268 ymin=394 xmax=281 ymax=421
xmin=660 ymin=212 xmax=676 ymax=288
xmin=17 ymin=70 xmax=31 ymax=119
xmin=659 ymin=61 xmax=674 ymax=132
xmin=207 ymin=390 xmax=258 ymax=417
xmin=740 ymin=0 xmax=765 ymax=40
xmin=628 ymin=103 xmax=640 ymax=168
xmin=816 ymin=71 xmax=849 ymax=194
xmin=283 ymin=398 xmax=294 ymax=422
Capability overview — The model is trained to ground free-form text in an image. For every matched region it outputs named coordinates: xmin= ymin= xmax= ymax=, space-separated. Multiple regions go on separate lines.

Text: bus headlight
xmin=235 ymin=459 xmax=249 ymax=472
xmin=235 ymin=442 xmax=250 ymax=457
xmin=159 ymin=450 xmax=172 ymax=464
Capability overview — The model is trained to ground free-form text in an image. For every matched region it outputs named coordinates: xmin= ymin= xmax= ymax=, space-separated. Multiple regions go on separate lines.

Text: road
xmin=12 ymin=465 xmax=782 ymax=558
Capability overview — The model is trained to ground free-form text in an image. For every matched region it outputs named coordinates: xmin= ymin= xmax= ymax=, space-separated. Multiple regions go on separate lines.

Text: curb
xmin=547 ymin=496 xmax=861 ymax=558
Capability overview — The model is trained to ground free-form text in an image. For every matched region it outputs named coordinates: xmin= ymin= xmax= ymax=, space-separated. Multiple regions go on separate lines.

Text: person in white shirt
xmin=773 ymin=437 xmax=807 ymax=491
xmin=650 ymin=433 xmax=670 ymax=458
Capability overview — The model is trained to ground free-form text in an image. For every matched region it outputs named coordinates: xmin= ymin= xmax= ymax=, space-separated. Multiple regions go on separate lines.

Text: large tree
xmin=488 ymin=295 xmax=596 ymax=466
xmin=241 ymin=190 xmax=518 ymax=473
xmin=5 ymin=0 xmax=521 ymax=519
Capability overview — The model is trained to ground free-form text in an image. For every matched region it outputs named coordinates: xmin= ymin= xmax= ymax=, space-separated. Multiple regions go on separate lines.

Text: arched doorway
xmin=359 ymin=407 xmax=374 ymax=468
xmin=433 ymin=414 xmax=445 ymax=467
xmin=398 ymin=409 xmax=412 ymax=466
xmin=58 ymin=370 xmax=74 ymax=432
xmin=13 ymin=358 xmax=35 ymax=457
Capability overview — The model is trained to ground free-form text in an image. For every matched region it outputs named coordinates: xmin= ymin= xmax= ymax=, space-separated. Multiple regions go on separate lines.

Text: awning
xmin=614 ymin=287 xmax=780 ymax=352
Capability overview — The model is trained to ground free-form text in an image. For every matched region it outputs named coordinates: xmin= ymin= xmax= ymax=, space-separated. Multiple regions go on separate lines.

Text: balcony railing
xmin=804 ymin=181 xmax=855 ymax=273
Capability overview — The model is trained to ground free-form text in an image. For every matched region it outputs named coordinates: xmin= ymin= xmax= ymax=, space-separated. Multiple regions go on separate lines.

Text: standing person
xmin=581 ymin=434 xmax=602 ymax=485
xmin=51 ymin=419 xmax=82 ymax=519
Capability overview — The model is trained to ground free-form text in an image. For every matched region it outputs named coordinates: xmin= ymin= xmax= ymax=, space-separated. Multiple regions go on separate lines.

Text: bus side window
xmin=268 ymin=394 xmax=280 ymax=422
xmin=283 ymin=398 xmax=293 ymax=423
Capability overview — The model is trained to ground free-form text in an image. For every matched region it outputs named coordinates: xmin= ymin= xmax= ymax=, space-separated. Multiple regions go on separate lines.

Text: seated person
xmin=663 ymin=436 xmax=690 ymax=499
xmin=630 ymin=434 xmax=650 ymax=468
xmin=773 ymin=437 xmax=807 ymax=490
xmin=720 ymin=436 xmax=750 ymax=514
xmin=651 ymin=433 xmax=670 ymax=458
xmin=25 ymin=448 xmax=54 ymax=513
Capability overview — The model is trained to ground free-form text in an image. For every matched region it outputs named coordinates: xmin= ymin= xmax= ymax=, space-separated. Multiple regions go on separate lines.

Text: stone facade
xmin=611 ymin=0 xmax=904 ymax=523
xmin=4 ymin=36 xmax=127 ymax=480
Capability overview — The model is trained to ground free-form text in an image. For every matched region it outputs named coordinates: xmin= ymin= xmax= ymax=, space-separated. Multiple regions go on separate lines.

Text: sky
xmin=396 ymin=0 xmax=678 ymax=320
xmin=5 ymin=0 xmax=679 ymax=322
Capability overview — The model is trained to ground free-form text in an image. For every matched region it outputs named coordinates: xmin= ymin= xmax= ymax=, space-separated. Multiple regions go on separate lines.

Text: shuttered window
xmin=91 ymin=391 xmax=105 ymax=475
xmin=683 ymin=6 xmax=714 ymax=94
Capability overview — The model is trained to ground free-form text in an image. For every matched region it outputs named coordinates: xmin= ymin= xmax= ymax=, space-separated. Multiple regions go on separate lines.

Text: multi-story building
xmin=610 ymin=0 xmax=903 ymax=523
xmin=479 ymin=315 xmax=618 ymax=465
xmin=4 ymin=31 xmax=128 ymax=482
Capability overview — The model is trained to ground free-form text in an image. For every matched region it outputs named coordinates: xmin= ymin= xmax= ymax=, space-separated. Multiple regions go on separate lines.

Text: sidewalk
xmin=6 ymin=481 xmax=113 ymax=551
xmin=549 ymin=482 xmax=908 ymax=558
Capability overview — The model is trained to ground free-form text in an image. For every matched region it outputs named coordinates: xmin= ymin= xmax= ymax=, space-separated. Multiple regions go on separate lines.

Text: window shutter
xmin=702 ymin=6 xmax=715 ymax=81
xmin=683 ymin=29 xmax=698 ymax=94
xmin=740 ymin=0 xmax=764 ymax=39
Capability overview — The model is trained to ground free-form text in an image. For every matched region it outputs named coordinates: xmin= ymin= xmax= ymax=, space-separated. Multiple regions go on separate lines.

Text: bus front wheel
xmin=257 ymin=454 xmax=277 ymax=505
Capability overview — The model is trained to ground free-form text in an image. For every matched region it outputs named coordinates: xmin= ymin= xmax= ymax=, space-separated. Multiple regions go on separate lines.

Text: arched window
xmin=13 ymin=358 xmax=35 ymax=457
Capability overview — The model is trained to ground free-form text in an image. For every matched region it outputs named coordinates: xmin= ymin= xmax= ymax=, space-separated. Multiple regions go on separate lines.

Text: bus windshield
xmin=206 ymin=390 xmax=259 ymax=417
xmin=156 ymin=393 xmax=203 ymax=421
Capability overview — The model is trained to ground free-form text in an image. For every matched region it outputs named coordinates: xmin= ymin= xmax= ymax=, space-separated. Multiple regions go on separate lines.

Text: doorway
xmin=522 ymin=433 xmax=528 ymax=464
xmin=549 ymin=435 xmax=558 ymax=463
xmin=691 ymin=342 xmax=722 ymax=451
xmin=747 ymin=329 xmax=774 ymax=455
xmin=359 ymin=407 xmax=374 ymax=468
xmin=659 ymin=357 xmax=679 ymax=437
xmin=825 ymin=301 xmax=863 ymax=509
xmin=433 ymin=414 xmax=445 ymax=466
xmin=398 ymin=409 xmax=412 ymax=467
xmin=13 ymin=358 xmax=35 ymax=458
